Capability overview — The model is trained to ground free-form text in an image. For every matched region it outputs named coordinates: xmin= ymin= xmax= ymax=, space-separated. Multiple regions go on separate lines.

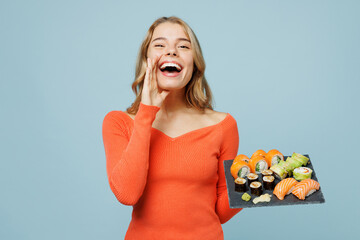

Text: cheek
xmin=147 ymin=48 xmax=163 ymax=59
xmin=186 ymin=56 xmax=194 ymax=71
xmin=186 ymin=61 xmax=194 ymax=75
xmin=184 ymin=65 xmax=194 ymax=84
xmin=146 ymin=50 xmax=154 ymax=59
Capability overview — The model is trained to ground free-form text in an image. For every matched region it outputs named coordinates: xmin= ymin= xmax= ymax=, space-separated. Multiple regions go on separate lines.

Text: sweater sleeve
xmin=102 ymin=103 xmax=160 ymax=206
xmin=215 ymin=115 xmax=243 ymax=224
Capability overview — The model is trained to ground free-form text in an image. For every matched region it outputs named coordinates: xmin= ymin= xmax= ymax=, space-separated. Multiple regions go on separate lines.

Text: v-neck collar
xmin=121 ymin=111 xmax=230 ymax=141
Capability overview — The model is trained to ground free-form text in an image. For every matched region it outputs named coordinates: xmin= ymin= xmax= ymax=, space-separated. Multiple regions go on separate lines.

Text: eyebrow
xmin=151 ymin=37 xmax=191 ymax=43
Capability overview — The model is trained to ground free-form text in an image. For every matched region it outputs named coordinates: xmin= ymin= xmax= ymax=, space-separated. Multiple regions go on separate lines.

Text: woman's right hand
xmin=141 ymin=55 xmax=170 ymax=107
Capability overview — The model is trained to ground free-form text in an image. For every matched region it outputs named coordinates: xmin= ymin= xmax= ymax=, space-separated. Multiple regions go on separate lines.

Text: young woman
xmin=102 ymin=16 xmax=242 ymax=240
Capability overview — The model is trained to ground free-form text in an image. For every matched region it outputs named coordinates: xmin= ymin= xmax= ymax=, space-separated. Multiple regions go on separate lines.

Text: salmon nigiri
xmin=273 ymin=178 xmax=298 ymax=200
xmin=292 ymin=179 xmax=320 ymax=200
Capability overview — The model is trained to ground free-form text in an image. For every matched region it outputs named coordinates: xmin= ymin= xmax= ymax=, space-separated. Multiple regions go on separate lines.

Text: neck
xmin=159 ymin=88 xmax=190 ymax=118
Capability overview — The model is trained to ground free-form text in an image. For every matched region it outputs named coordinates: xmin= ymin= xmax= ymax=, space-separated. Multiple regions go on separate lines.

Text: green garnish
xmin=242 ymin=193 xmax=251 ymax=202
xmin=238 ymin=169 xmax=242 ymax=177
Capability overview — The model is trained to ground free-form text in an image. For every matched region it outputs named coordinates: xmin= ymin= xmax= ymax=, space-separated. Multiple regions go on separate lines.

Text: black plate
xmin=224 ymin=154 xmax=325 ymax=208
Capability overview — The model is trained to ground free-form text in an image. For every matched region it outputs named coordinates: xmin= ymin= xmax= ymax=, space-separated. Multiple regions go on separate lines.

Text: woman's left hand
xmin=141 ymin=55 xmax=170 ymax=107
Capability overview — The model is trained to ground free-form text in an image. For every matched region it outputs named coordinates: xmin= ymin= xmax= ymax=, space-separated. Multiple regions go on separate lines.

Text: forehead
xmin=152 ymin=22 xmax=189 ymax=41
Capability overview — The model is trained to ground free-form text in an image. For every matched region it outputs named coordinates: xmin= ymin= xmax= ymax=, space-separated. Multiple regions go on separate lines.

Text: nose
xmin=166 ymin=47 xmax=177 ymax=56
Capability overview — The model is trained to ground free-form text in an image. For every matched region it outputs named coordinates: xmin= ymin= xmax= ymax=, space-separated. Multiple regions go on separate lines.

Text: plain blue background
xmin=1 ymin=0 xmax=359 ymax=239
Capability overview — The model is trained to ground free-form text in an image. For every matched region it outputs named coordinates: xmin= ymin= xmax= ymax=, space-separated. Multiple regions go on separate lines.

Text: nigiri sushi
xmin=292 ymin=179 xmax=320 ymax=200
xmin=273 ymin=178 xmax=298 ymax=200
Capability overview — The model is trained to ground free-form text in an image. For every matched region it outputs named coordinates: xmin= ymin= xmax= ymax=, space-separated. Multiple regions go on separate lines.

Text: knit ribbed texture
xmin=102 ymin=103 xmax=243 ymax=240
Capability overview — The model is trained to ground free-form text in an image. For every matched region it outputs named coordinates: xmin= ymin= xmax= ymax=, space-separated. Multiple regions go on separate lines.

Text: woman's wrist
xmin=139 ymin=102 xmax=161 ymax=110
xmin=134 ymin=102 xmax=160 ymax=126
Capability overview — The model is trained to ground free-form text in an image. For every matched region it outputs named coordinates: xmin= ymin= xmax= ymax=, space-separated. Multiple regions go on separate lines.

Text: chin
xmin=157 ymin=78 xmax=184 ymax=90
xmin=158 ymin=83 xmax=182 ymax=91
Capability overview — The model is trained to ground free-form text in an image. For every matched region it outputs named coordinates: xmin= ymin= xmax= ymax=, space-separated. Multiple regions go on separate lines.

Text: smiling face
xmin=147 ymin=22 xmax=194 ymax=91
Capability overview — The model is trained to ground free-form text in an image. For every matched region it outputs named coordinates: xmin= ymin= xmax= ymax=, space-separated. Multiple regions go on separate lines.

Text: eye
xmin=179 ymin=45 xmax=190 ymax=49
xmin=154 ymin=44 xmax=164 ymax=47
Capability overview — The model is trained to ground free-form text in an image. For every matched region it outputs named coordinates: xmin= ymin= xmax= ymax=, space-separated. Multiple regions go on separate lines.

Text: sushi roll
xmin=251 ymin=149 xmax=266 ymax=159
xmin=278 ymin=160 xmax=296 ymax=176
xmin=265 ymin=149 xmax=284 ymax=167
xmin=286 ymin=157 xmax=303 ymax=170
xmin=273 ymin=178 xmax=298 ymax=200
xmin=249 ymin=155 xmax=268 ymax=174
xmin=263 ymin=175 xmax=275 ymax=190
xmin=261 ymin=169 xmax=274 ymax=177
xmin=291 ymin=153 xmax=309 ymax=166
xmin=230 ymin=160 xmax=251 ymax=179
xmin=292 ymin=179 xmax=320 ymax=200
xmin=293 ymin=167 xmax=313 ymax=181
xmin=234 ymin=177 xmax=247 ymax=192
xmin=233 ymin=154 xmax=250 ymax=164
xmin=270 ymin=164 xmax=288 ymax=180
xmin=250 ymin=181 xmax=263 ymax=196
xmin=246 ymin=173 xmax=259 ymax=186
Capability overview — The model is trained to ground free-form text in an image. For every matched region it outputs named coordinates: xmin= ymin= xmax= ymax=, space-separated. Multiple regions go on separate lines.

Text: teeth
xmin=160 ymin=62 xmax=182 ymax=71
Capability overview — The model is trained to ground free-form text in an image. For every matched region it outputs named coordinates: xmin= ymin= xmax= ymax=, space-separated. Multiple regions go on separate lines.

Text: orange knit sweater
xmin=102 ymin=103 xmax=242 ymax=240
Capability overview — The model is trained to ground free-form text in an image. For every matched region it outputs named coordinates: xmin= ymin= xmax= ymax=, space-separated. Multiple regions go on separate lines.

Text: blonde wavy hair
xmin=126 ymin=16 xmax=214 ymax=114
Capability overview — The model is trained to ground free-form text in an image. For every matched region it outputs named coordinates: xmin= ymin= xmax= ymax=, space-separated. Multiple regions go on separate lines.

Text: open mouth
xmin=159 ymin=62 xmax=182 ymax=74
